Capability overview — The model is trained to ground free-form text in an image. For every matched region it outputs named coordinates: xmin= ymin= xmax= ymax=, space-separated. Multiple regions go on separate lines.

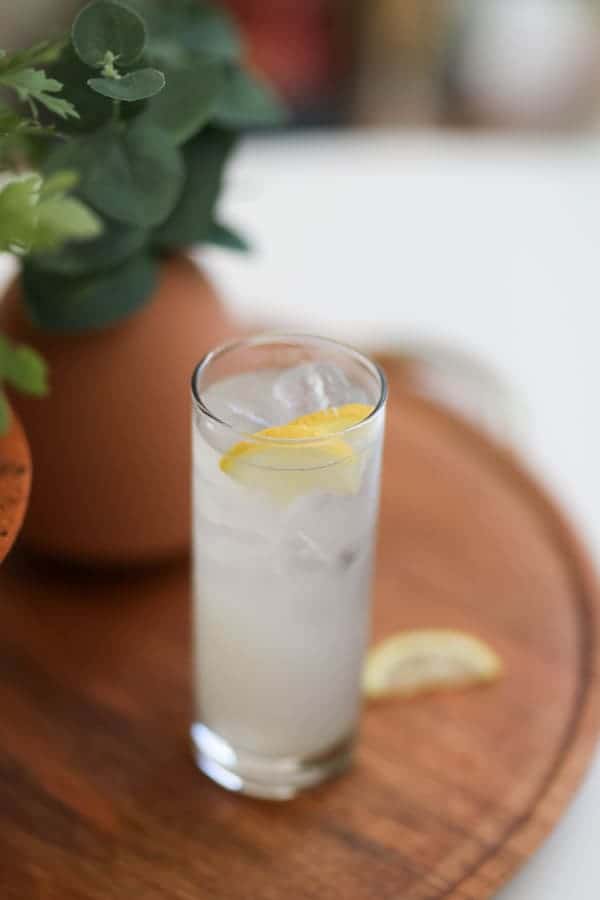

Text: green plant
xmin=0 ymin=42 xmax=102 ymax=432
xmin=0 ymin=40 xmax=77 ymax=131
xmin=20 ymin=0 xmax=285 ymax=335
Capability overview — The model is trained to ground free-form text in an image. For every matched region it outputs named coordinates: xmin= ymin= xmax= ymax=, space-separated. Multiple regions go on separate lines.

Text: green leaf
xmin=153 ymin=128 xmax=235 ymax=248
xmin=124 ymin=0 xmax=241 ymax=66
xmin=0 ymin=67 xmax=79 ymax=120
xmin=0 ymin=39 xmax=70 ymax=138
xmin=45 ymin=43 xmax=114 ymax=132
xmin=213 ymin=64 xmax=287 ymax=128
xmin=0 ymin=103 xmax=60 ymax=141
xmin=35 ymin=95 xmax=78 ymax=121
xmin=0 ymin=171 xmax=100 ymax=254
xmin=0 ymin=40 xmax=66 ymax=75
xmin=46 ymin=44 xmax=145 ymax=132
xmin=32 ymin=216 xmax=147 ymax=276
xmin=138 ymin=60 xmax=222 ymax=144
xmin=0 ymin=108 xmax=24 ymax=136
xmin=22 ymin=252 xmax=158 ymax=333
xmin=87 ymin=68 xmax=165 ymax=101
xmin=0 ymin=176 xmax=41 ymax=252
xmin=44 ymin=120 xmax=184 ymax=227
xmin=0 ymin=335 xmax=48 ymax=395
xmin=72 ymin=0 xmax=146 ymax=68
xmin=0 ymin=68 xmax=62 ymax=97
xmin=87 ymin=121 xmax=184 ymax=226
xmin=0 ymin=123 xmax=58 ymax=170
xmin=39 ymin=170 xmax=79 ymax=196
xmin=34 ymin=195 xmax=102 ymax=251
xmin=205 ymin=220 xmax=250 ymax=253
xmin=0 ymin=391 xmax=9 ymax=434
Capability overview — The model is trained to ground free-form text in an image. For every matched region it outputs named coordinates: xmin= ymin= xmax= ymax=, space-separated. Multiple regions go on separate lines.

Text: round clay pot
xmin=0 ymin=255 xmax=236 ymax=565
xmin=0 ymin=409 xmax=32 ymax=565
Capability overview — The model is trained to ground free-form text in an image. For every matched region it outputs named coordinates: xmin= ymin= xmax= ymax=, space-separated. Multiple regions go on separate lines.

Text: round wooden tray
xmin=0 ymin=410 xmax=31 ymax=566
xmin=0 ymin=357 xmax=599 ymax=900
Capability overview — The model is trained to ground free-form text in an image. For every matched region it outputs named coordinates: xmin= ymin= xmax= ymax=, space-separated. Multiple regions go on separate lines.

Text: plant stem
xmin=111 ymin=100 xmax=121 ymax=122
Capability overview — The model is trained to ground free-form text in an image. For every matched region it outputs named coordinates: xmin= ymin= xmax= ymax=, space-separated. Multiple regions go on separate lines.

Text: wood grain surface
xmin=0 ymin=411 xmax=31 ymax=566
xmin=0 ymin=359 xmax=599 ymax=900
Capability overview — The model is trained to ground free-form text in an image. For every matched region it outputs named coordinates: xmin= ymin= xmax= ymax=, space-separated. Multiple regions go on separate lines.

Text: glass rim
xmin=191 ymin=333 xmax=388 ymax=445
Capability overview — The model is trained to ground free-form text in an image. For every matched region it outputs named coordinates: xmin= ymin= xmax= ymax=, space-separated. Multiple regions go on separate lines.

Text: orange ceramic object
xmin=0 ymin=255 xmax=236 ymax=564
xmin=0 ymin=410 xmax=31 ymax=565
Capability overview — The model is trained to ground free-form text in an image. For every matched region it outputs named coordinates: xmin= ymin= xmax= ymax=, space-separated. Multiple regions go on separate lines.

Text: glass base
xmin=190 ymin=723 xmax=354 ymax=800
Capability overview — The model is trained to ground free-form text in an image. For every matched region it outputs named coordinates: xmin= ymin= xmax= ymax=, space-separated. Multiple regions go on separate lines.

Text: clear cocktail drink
xmin=191 ymin=336 xmax=387 ymax=798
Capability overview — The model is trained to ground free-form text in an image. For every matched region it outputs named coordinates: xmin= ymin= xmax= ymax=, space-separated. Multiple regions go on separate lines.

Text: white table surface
xmin=203 ymin=130 xmax=600 ymax=899
xmin=2 ymin=130 xmax=598 ymax=897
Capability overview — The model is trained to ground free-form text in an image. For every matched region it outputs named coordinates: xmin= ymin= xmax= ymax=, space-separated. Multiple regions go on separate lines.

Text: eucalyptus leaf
xmin=138 ymin=60 xmax=222 ymax=144
xmin=154 ymin=127 xmax=234 ymax=248
xmin=45 ymin=43 xmax=114 ymax=132
xmin=22 ymin=252 xmax=158 ymax=333
xmin=124 ymin=0 xmax=241 ymax=65
xmin=43 ymin=128 xmax=103 ymax=185
xmin=88 ymin=68 xmax=165 ymax=101
xmin=44 ymin=120 xmax=184 ymax=227
xmin=213 ymin=64 xmax=286 ymax=128
xmin=72 ymin=0 xmax=146 ymax=68
xmin=205 ymin=220 xmax=250 ymax=253
xmin=32 ymin=216 xmax=147 ymax=276
xmin=46 ymin=44 xmax=146 ymax=132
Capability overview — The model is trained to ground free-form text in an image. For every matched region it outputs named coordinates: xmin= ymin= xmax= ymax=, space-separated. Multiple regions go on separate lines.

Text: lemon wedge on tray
xmin=220 ymin=404 xmax=373 ymax=503
xmin=363 ymin=630 xmax=502 ymax=700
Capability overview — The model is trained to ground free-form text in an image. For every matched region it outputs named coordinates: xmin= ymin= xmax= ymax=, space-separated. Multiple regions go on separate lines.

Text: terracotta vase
xmin=0 ymin=409 xmax=32 ymax=566
xmin=0 ymin=255 xmax=236 ymax=565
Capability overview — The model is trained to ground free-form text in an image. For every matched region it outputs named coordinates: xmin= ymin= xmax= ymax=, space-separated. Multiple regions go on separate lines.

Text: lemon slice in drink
xmin=363 ymin=630 xmax=502 ymax=699
xmin=284 ymin=404 xmax=375 ymax=434
xmin=220 ymin=403 xmax=373 ymax=503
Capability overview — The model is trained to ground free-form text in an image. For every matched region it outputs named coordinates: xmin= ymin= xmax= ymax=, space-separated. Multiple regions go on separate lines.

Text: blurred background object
xmin=0 ymin=0 xmax=82 ymax=47
xmin=375 ymin=339 xmax=527 ymax=445
xmin=443 ymin=0 xmax=600 ymax=130
xmin=354 ymin=0 xmax=451 ymax=125
xmin=223 ymin=0 xmax=357 ymax=125
xmin=221 ymin=0 xmax=600 ymax=130
xmin=4 ymin=0 xmax=600 ymax=131
xmin=354 ymin=0 xmax=600 ymax=130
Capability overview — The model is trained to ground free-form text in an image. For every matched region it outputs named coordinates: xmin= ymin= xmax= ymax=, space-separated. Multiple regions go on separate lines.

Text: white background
xmin=203 ymin=132 xmax=600 ymax=899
